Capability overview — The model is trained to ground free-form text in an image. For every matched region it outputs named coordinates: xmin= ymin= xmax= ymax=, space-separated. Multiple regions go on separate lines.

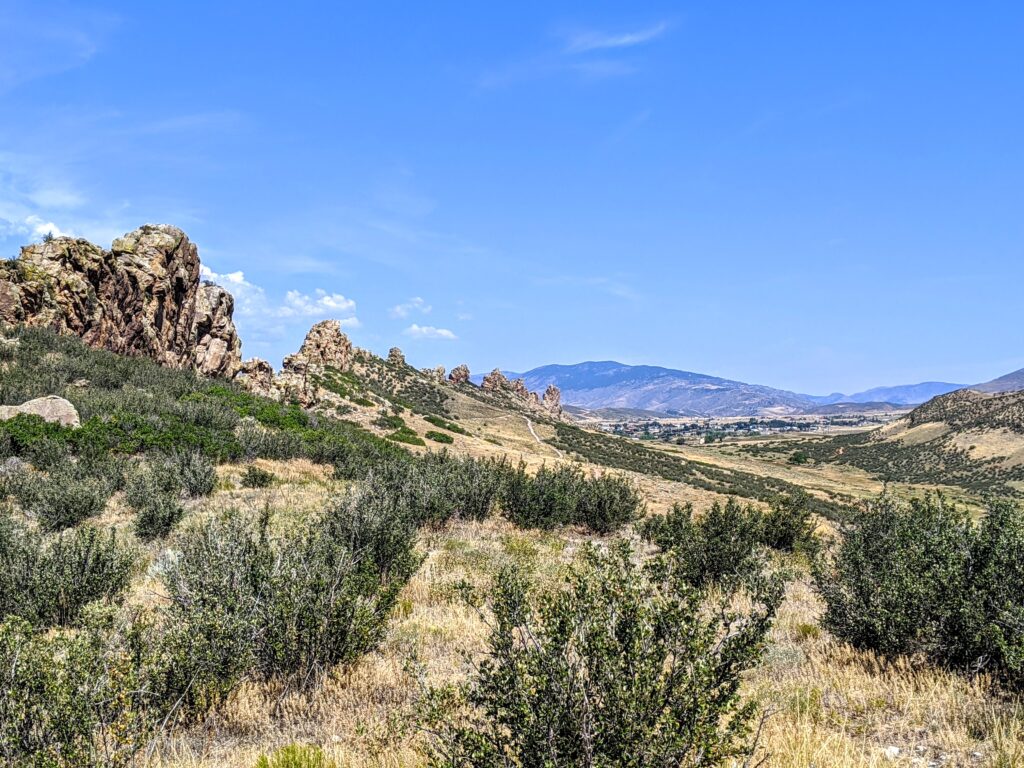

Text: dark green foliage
xmin=374 ymin=413 xmax=406 ymax=430
xmin=241 ymin=465 xmax=275 ymax=488
xmin=422 ymin=542 xmax=780 ymax=767
xmin=0 ymin=517 xmax=135 ymax=627
xmin=760 ymin=493 xmax=818 ymax=555
xmin=425 ymin=430 xmax=454 ymax=444
xmin=815 ymin=494 xmax=1024 ymax=689
xmin=0 ymin=327 xmax=405 ymax=472
xmin=157 ymin=499 xmax=421 ymax=715
xmin=424 ymin=414 xmax=468 ymax=435
xmin=642 ymin=499 xmax=764 ymax=589
xmin=498 ymin=463 xmax=643 ymax=534
xmin=789 ymin=450 xmax=810 ymax=465
xmin=8 ymin=462 xmax=111 ymax=531
xmin=124 ymin=461 xmax=185 ymax=540
xmin=0 ymin=611 xmax=161 ymax=767
xmin=358 ymin=452 xmax=509 ymax=527
xmin=550 ymin=422 xmax=848 ymax=519
xmin=387 ymin=426 xmax=425 ymax=446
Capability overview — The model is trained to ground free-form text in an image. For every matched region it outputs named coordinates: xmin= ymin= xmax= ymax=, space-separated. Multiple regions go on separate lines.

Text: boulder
xmin=0 ymin=395 xmax=80 ymax=427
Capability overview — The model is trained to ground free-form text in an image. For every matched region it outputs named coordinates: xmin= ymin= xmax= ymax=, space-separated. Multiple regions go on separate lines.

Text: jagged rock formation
xmin=234 ymin=358 xmax=277 ymax=399
xmin=0 ymin=396 xmax=80 ymax=427
xmin=388 ymin=347 xmax=406 ymax=366
xmin=448 ymin=364 xmax=470 ymax=385
xmin=422 ymin=365 xmax=446 ymax=383
xmin=0 ymin=225 xmax=242 ymax=378
xmin=543 ymin=384 xmax=563 ymax=418
xmin=294 ymin=319 xmax=353 ymax=370
xmin=481 ymin=368 xmax=563 ymax=420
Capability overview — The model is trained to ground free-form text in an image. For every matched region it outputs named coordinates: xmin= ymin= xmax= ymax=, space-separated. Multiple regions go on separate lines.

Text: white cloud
xmin=389 ymin=296 xmax=432 ymax=318
xmin=564 ymin=22 xmax=668 ymax=54
xmin=404 ymin=324 xmax=457 ymax=340
xmin=200 ymin=266 xmax=360 ymax=327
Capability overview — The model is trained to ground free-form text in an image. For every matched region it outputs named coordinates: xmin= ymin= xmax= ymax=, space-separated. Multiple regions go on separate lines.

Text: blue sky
xmin=1 ymin=1 xmax=1022 ymax=394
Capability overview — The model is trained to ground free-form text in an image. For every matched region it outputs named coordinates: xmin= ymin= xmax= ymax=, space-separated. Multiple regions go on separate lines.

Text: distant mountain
xmin=473 ymin=361 xmax=963 ymax=417
xmin=973 ymin=367 xmax=1024 ymax=394
xmin=485 ymin=361 xmax=816 ymax=417
xmin=816 ymin=382 xmax=964 ymax=406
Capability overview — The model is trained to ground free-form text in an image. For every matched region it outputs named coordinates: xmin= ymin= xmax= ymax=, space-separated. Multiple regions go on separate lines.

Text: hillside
xmin=974 ymin=366 xmax=1024 ymax=393
xmin=495 ymin=361 xmax=965 ymax=416
xmin=741 ymin=388 xmax=1024 ymax=497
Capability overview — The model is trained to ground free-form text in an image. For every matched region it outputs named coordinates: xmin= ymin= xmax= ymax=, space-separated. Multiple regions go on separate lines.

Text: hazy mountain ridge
xmin=477 ymin=361 xmax=972 ymax=417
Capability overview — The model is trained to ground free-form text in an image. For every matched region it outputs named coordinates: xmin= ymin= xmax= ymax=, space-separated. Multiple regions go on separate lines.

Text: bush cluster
xmin=0 ymin=516 xmax=136 ymax=627
xmin=642 ymin=494 xmax=817 ymax=589
xmin=499 ymin=463 xmax=644 ymax=533
xmin=815 ymin=494 xmax=1024 ymax=689
xmin=241 ymin=464 xmax=276 ymax=488
xmin=422 ymin=542 xmax=780 ymax=767
xmin=5 ymin=461 xmax=112 ymax=531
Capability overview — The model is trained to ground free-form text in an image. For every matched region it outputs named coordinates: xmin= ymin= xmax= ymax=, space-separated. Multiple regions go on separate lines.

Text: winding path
xmin=524 ymin=416 xmax=563 ymax=459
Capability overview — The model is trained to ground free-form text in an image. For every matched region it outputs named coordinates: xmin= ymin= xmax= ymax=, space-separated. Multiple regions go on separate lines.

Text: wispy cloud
xmin=536 ymin=274 xmax=643 ymax=303
xmin=479 ymin=20 xmax=668 ymax=88
xmin=389 ymin=296 xmax=432 ymax=319
xmin=564 ymin=22 xmax=668 ymax=54
xmin=404 ymin=324 xmax=457 ymax=340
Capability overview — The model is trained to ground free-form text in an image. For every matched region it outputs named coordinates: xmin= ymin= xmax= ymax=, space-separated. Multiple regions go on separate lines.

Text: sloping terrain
xmin=740 ymin=389 xmax=1024 ymax=496
xmin=974 ymin=366 xmax=1024 ymax=393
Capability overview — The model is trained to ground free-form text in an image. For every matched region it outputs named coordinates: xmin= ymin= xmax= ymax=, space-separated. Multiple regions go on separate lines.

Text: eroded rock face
xmin=297 ymin=320 xmax=353 ymax=371
xmin=234 ymin=358 xmax=277 ymax=399
xmin=0 ymin=225 xmax=242 ymax=378
xmin=388 ymin=347 xmax=406 ymax=366
xmin=448 ymin=364 xmax=470 ymax=385
xmin=481 ymin=368 xmax=509 ymax=391
xmin=543 ymin=384 xmax=563 ymax=418
xmin=0 ymin=395 xmax=80 ymax=427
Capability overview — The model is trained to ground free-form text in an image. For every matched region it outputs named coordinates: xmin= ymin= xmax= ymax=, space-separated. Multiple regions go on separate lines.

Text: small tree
xmin=422 ymin=542 xmax=780 ymax=767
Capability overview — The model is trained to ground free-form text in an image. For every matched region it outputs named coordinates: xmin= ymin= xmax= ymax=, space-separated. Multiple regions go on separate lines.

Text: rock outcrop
xmin=250 ymin=320 xmax=357 ymax=405
xmin=234 ymin=358 xmax=277 ymax=399
xmin=0 ymin=225 xmax=242 ymax=378
xmin=448 ymin=364 xmax=470 ymax=385
xmin=480 ymin=368 xmax=563 ymax=420
xmin=388 ymin=347 xmax=406 ymax=366
xmin=0 ymin=395 xmax=80 ymax=427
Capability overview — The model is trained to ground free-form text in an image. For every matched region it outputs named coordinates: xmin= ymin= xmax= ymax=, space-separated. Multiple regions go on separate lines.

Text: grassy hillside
xmin=740 ymin=389 xmax=1024 ymax=497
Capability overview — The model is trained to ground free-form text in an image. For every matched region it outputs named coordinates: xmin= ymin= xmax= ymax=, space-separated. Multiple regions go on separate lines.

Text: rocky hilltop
xmin=0 ymin=224 xmax=564 ymax=423
xmin=0 ymin=225 xmax=241 ymax=378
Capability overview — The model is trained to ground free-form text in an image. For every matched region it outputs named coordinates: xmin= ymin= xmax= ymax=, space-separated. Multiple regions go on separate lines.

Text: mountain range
xmin=473 ymin=361 xmax=1024 ymax=418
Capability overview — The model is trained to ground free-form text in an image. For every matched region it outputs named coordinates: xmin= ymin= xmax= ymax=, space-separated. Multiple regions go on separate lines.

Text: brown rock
xmin=0 ymin=225 xmax=242 ymax=378
xmin=235 ymin=358 xmax=278 ymax=399
xmin=481 ymin=368 xmax=509 ymax=391
xmin=388 ymin=347 xmax=406 ymax=366
xmin=543 ymin=384 xmax=563 ymax=418
xmin=0 ymin=395 xmax=80 ymax=427
xmin=448 ymin=364 xmax=470 ymax=385
xmin=296 ymin=320 xmax=353 ymax=371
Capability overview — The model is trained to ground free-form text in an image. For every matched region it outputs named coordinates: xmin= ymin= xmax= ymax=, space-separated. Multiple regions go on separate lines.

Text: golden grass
xmin=143 ymin=436 xmax=1023 ymax=768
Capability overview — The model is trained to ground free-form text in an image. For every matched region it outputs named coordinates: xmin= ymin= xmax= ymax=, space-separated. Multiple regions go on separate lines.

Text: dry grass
xmin=141 ymin=442 xmax=1023 ymax=768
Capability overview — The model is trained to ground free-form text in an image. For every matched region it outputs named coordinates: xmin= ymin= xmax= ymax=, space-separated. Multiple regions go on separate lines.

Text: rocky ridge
xmin=0 ymin=225 xmax=241 ymax=378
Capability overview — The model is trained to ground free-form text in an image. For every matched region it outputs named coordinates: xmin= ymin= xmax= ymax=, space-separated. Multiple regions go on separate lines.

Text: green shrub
xmin=642 ymin=499 xmax=764 ymax=589
xmin=387 ymin=426 xmax=425 ymax=446
xmin=0 ymin=611 xmax=161 ymax=766
xmin=500 ymin=463 xmax=642 ymax=533
xmin=157 ymin=497 xmax=421 ymax=716
xmin=0 ymin=517 xmax=135 ymax=627
xmin=424 ymin=415 xmax=468 ymax=435
xmin=254 ymin=744 xmax=337 ymax=768
xmin=815 ymin=494 xmax=1024 ymax=688
xmin=374 ymin=413 xmax=405 ymax=430
xmin=760 ymin=493 xmax=818 ymax=555
xmin=11 ymin=463 xmax=111 ymax=531
xmin=421 ymin=542 xmax=780 ymax=767
xmin=171 ymin=449 xmax=217 ymax=497
xmin=425 ymin=430 xmax=454 ymax=444
xmin=124 ymin=461 xmax=185 ymax=540
xmin=241 ymin=465 xmax=276 ymax=488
